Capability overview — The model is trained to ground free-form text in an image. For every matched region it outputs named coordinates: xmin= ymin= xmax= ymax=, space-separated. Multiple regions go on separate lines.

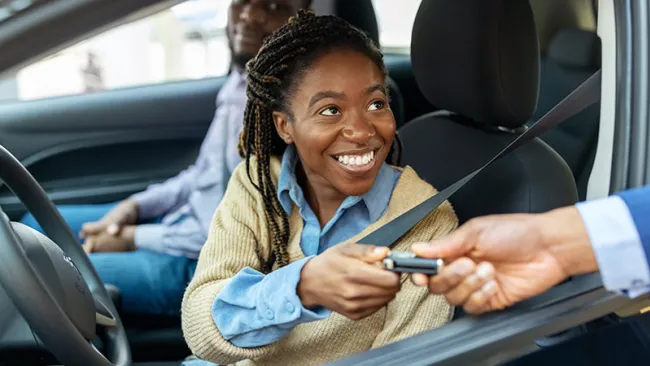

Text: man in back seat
xmin=20 ymin=0 xmax=312 ymax=316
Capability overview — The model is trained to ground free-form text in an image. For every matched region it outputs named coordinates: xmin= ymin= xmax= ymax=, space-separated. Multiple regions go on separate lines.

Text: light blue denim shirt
xmin=211 ymin=145 xmax=401 ymax=348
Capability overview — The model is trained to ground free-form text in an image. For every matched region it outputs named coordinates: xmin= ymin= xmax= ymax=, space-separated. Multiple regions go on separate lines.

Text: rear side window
xmin=0 ymin=0 xmax=231 ymax=102
xmin=372 ymin=0 xmax=422 ymax=54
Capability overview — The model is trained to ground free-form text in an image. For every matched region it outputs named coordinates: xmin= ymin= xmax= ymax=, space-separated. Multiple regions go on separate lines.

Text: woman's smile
xmin=331 ymin=148 xmax=380 ymax=175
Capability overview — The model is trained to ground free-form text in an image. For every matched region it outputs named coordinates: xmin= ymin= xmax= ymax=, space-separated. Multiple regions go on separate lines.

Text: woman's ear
xmin=273 ymin=111 xmax=294 ymax=144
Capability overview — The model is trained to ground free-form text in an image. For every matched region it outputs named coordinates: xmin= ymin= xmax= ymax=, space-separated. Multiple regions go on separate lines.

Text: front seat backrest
xmin=400 ymin=0 xmax=578 ymax=224
xmin=535 ymin=28 xmax=601 ymax=200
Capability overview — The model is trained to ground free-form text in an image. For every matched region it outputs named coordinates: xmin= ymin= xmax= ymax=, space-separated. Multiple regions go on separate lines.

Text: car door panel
xmin=0 ymin=76 xmax=227 ymax=220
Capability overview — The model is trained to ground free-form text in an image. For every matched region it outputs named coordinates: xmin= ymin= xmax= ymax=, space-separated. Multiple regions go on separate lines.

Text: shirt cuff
xmin=576 ymin=196 xmax=650 ymax=298
xmin=213 ymin=256 xmax=330 ymax=348
xmin=257 ymin=256 xmax=331 ymax=324
xmin=134 ymin=223 xmax=166 ymax=252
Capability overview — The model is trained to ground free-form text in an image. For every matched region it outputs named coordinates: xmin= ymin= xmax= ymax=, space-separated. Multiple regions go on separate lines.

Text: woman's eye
xmin=320 ymin=107 xmax=341 ymax=116
xmin=368 ymin=100 xmax=386 ymax=111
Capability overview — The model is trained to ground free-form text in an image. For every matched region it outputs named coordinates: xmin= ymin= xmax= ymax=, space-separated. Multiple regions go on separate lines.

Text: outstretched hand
xmin=410 ymin=207 xmax=597 ymax=314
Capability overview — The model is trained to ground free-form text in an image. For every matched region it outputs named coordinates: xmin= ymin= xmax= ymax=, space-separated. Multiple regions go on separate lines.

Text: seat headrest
xmin=548 ymin=28 xmax=601 ymax=69
xmin=333 ymin=0 xmax=380 ymax=46
xmin=411 ymin=0 xmax=540 ymax=129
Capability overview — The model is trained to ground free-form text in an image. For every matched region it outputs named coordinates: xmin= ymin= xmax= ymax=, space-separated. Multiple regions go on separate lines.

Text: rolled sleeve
xmin=576 ymin=196 xmax=650 ymax=298
xmin=211 ymin=256 xmax=330 ymax=348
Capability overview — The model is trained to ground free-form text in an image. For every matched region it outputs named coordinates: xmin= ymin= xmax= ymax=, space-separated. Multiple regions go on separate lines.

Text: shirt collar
xmin=277 ymin=145 xmax=396 ymax=222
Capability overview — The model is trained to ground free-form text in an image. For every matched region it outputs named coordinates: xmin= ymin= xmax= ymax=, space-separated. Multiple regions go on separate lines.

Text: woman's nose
xmin=341 ymin=117 xmax=376 ymax=143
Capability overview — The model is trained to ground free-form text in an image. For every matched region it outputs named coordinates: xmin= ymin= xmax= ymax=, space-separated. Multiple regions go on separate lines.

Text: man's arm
xmin=617 ymin=185 xmax=650 ymax=263
xmin=131 ymin=158 xmax=205 ymax=220
xmin=411 ymin=184 xmax=650 ymax=314
xmin=131 ymin=98 xmax=228 ymax=220
xmin=576 ymin=188 xmax=650 ymax=297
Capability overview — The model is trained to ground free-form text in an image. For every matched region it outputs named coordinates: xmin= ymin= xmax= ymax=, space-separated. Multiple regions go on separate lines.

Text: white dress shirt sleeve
xmin=576 ymin=196 xmax=650 ymax=298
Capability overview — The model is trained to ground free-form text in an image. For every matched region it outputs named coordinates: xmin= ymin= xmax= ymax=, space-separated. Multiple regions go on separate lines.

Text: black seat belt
xmin=360 ymin=70 xmax=602 ymax=247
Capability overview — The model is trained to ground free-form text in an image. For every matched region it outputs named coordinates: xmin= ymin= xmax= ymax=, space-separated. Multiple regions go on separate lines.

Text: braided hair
xmin=239 ymin=10 xmax=401 ymax=272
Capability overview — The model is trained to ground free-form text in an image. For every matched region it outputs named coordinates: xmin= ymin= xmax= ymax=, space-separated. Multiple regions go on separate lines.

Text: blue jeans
xmin=20 ymin=203 xmax=197 ymax=316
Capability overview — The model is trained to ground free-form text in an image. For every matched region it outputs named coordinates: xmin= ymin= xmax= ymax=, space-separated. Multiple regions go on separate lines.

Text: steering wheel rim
xmin=0 ymin=145 xmax=130 ymax=366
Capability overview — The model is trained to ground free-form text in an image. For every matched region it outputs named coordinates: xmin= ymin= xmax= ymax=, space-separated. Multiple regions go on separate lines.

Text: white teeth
xmin=335 ymin=151 xmax=375 ymax=166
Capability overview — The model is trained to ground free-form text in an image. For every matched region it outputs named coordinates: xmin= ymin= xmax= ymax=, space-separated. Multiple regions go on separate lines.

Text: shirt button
xmin=285 ymin=302 xmax=295 ymax=313
xmin=265 ymin=309 xmax=274 ymax=320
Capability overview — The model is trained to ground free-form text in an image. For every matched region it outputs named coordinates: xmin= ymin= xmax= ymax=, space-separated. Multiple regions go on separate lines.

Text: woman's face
xmin=273 ymin=49 xmax=395 ymax=198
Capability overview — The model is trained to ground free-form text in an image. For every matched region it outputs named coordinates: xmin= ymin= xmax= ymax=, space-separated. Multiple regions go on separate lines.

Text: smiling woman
xmin=181 ymin=10 xmax=458 ymax=366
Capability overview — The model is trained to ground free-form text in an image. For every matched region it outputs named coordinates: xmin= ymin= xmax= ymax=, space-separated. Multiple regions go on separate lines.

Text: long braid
xmin=238 ymin=10 xmax=388 ymax=271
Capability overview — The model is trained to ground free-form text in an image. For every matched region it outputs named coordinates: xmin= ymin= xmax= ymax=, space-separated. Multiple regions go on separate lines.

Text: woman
xmin=182 ymin=10 xmax=458 ymax=366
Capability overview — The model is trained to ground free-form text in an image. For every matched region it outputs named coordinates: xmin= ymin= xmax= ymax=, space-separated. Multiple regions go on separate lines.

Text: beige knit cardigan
xmin=182 ymin=156 xmax=458 ymax=365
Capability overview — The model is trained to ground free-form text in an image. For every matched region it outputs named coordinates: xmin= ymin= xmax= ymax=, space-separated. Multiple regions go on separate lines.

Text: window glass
xmin=371 ymin=0 xmax=422 ymax=53
xmin=0 ymin=0 xmax=43 ymax=24
xmin=1 ymin=0 xmax=231 ymax=102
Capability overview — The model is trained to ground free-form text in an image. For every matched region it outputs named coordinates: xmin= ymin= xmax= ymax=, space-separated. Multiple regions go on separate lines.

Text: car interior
xmin=0 ymin=0 xmax=646 ymax=365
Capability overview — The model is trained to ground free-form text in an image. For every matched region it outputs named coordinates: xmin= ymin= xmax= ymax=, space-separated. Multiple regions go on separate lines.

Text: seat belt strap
xmin=359 ymin=70 xmax=602 ymax=247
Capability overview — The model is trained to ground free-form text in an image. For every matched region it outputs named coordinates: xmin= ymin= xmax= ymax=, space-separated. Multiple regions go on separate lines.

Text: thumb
xmin=341 ymin=243 xmax=390 ymax=263
xmin=412 ymin=221 xmax=480 ymax=259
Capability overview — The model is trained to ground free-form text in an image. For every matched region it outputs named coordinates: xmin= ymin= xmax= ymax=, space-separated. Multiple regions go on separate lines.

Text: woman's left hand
xmin=298 ymin=243 xmax=400 ymax=320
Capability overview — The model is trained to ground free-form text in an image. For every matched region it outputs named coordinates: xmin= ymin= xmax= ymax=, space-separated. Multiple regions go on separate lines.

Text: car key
xmin=382 ymin=251 xmax=443 ymax=275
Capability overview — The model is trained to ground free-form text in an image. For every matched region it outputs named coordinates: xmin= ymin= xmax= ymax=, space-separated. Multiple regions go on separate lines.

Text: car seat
xmin=534 ymin=28 xmax=601 ymax=200
xmin=399 ymin=0 xmax=579 ymax=225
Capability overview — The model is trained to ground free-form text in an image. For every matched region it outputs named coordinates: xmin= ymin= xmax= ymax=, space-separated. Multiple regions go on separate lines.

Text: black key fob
xmin=383 ymin=251 xmax=443 ymax=275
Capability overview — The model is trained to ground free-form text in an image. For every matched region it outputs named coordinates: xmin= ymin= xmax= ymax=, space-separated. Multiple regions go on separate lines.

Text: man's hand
xmin=298 ymin=243 xmax=400 ymax=320
xmin=83 ymin=225 xmax=136 ymax=254
xmin=410 ymin=207 xmax=598 ymax=314
xmin=80 ymin=199 xmax=139 ymax=239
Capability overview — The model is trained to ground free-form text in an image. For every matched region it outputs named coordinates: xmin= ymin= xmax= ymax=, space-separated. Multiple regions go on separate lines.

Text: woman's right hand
xmin=298 ymin=243 xmax=401 ymax=320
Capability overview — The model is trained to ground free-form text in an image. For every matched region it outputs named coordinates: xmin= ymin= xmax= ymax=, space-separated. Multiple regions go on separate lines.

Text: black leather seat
xmin=534 ymin=28 xmax=601 ymax=200
xmin=399 ymin=0 xmax=578 ymax=225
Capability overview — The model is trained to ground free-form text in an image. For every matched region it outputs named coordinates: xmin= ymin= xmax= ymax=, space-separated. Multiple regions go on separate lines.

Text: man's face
xmin=227 ymin=0 xmax=306 ymax=68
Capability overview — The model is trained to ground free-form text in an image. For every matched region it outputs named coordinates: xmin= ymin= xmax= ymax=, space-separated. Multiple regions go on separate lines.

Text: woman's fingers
xmin=347 ymin=262 xmax=401 ymax=290
xmin=340 ymin=294 xmax=396 ymax=320
xmin=427 ymin=257 xmax=476 ymax=294
xmin=444 ymin=262 xmax=495 ymax=305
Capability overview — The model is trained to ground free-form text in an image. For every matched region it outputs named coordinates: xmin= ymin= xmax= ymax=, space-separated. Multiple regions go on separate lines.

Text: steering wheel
xmin=0 ymin=145 xmax=131 ymax=366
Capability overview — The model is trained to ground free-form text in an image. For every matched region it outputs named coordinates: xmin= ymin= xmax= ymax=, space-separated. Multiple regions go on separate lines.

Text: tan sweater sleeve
xmin=371 ymin=200 xmax=458 ymax=348
xmin=181 ymin=163 xmax=274 ymax=364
